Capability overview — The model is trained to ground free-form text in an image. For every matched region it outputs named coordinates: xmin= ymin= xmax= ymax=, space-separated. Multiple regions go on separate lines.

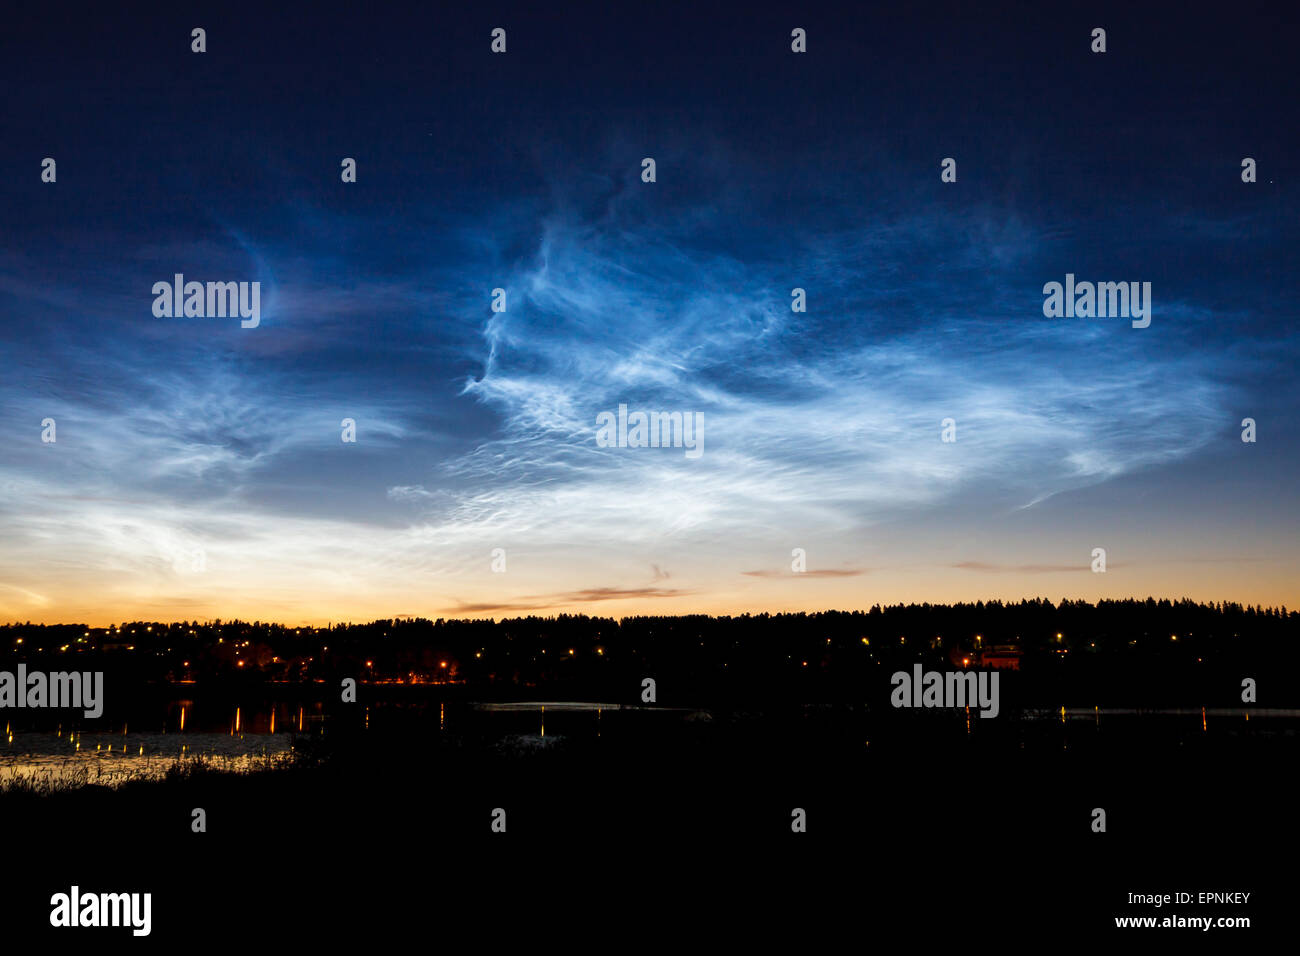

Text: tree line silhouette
xmin=1 ymin=598 xmax=1295 ymax=706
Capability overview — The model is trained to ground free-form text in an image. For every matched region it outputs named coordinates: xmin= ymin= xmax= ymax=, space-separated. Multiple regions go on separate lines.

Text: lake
xmin=2 ymin=690 xmax=1296 ymax=790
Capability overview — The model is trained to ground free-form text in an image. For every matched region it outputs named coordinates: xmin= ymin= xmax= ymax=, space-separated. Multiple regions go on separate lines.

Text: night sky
xmin=2 ymin=1 xmax=1297 ymax=623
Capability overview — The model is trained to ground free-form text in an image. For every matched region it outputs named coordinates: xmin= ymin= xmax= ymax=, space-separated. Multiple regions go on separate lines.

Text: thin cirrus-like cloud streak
xmin=951 ymin=561 xmax=1124 ymax=574
xmin=742 ymin=569 xmax=867 ymax=578
xmin=442 ymin=587 xmax=694 ymax=615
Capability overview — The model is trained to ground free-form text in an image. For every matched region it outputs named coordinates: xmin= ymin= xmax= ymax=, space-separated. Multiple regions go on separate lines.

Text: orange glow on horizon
xmin=8 ymin=550 xmax=1300 ymax=632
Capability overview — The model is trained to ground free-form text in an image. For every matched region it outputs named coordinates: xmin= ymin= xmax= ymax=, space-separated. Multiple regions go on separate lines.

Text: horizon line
xmin=2 ymin=594 xmax=1296 ymax=629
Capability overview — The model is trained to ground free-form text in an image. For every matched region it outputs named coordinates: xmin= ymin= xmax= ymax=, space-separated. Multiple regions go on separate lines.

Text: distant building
xmin=979 ymin=646 xmax=1021 ymax=670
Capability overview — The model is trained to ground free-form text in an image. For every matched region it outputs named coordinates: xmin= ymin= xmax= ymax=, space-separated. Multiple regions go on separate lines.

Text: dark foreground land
xmin=4 ymin=601 xmax=1295 ymax=944
xmin=4 ymin=707 xmax=1293 ymax=947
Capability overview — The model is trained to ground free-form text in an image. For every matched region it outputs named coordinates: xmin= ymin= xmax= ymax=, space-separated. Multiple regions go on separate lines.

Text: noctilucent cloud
xmin=2 ymin=3 xmax=1297 ymax=624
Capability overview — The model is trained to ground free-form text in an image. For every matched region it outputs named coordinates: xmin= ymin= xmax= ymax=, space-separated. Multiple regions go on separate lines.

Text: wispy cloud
xmin=743 ymin=569 xmax=867 ymax=579
xmin=952 ymin=561 xmax=1111 ymax=574
xmin=0 ymin=142 xmax=1293 ymax=621
xmin=443 ymin=587 xmax=693 ymax=615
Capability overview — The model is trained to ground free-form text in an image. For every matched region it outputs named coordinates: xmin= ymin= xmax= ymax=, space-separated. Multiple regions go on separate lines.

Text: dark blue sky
xmin=2 ymin=1 xmax=1297 ymax=623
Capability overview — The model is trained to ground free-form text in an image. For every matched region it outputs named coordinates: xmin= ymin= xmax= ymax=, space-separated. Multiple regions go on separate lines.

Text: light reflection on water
xmin=1 ymin=698 xmax=318 ymax=789
xmin=0 ymin=699 xmax=335 ymax=789
xmin=0 ymin=731 xmax=293 ymax=788
xmin=2 ymin=700 xmax=1296 ymax=789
